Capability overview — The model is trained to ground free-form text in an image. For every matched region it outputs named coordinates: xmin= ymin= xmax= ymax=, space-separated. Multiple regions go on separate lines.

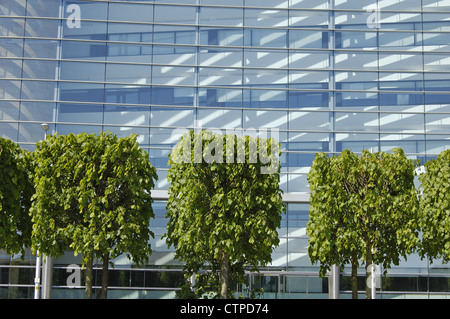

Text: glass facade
xmin=1 ymin=0 xmax=450 ymax=298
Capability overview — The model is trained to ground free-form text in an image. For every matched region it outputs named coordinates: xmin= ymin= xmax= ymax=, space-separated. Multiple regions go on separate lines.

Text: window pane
xmin=335 ymin=52 xmax=378 ymax=70
xmin=105 ymin=85 xmax=150 ymax=105
xmin=24 ymin=39 xmax=58 ymax=59
xmin=106 ymin=63 xmax=151 ymax=83
xmin=0 ymin=101 xmax=20 ymax=121
xmin=63 ymin=21 xmax=107 ymax=41
xmin=21 ymin=102 xmax=56 ymax=122
xmin=26 ymin=0 xmax=60 ymax=17
xmin=335 ymin=31 xmax=377 ymax=48
xmin=65 ymin=1 xmax=108 ymax=20
xmin=25 ymin=18 xmax=59 ymax=38
xmin=108 ymin=3 xmax=153 ymax=23
xmin=1 ymin=38 xmax=23 ymax=57
xmin=200 ymin=47 xmax=242 ymax=67
xmin=61 ymin=40 xmax=106 ymax=60
xmin=152 ymin=66 xmax=195 ymax=86
xmin=0 ymin=59 xmax=22 ymax=78
xmin=289 ymin=111 xmax=329 ymax=131
xmin=0 ymin=80 xmax=21 ymax=99
xmin=22 ymin=59 xmax=58 ymax=80
xmin=335 ymin=112 xmax=379 ymax=131
xmin=200 ymin=7 xmax=243 ymax=27
xmin=244 ymin=69 xmax=288 ymax=87
xmin=243 ymin=110 xmax=287 ymax=129
xmin=153 ymin=25 xmax=196 ymax=45
xmin=199 ymin=68 xmax=242 ymax=86
xmin=424 ymin=53 xmax=450 ymax=71
xmin=380 ymin=113 xmax=424 ymax=133
xmin=289 ymin=51 xmax=330 ymax=69
xmin=154 ymin=5 xmax=196 ymax=25
xmin=153 ymin=46 xmax=196 ymax=65
xmin=199 ymin=88 xmax=242 ymax=108
xmin=151 ymin=87 xmax=194 ymax=106
xmin=60 ymin=82 xmax=104 ymax=103
xmin=104 ymin=105 xmax=149 ymax=126
xmin=244 ymin=29 xmax=287 ymax=48
xmin=243 ymin=89 xmax=286 ymax=108
xmin=336 ymin=133 xmax=379 ymax=153
xmin=380 ymin=134 xmax=425 ymax=154
xmin=245 ymin=9 xmax=288 ymax=27
xmin=244 ymin=49 xmax=287 ymax=68
xmin=290 ymin=30 xmax=328 ymax=49
xmin=107 ymin=43 xmax=152 ymax=62
xmin=60 ymin=61 xmax=105 ymax=82
xmin=108 ymin=23 xmax=151 ymax=43
xmin=58 ymin=103 xmax=103 ymax=124
xmin=151 ymin=107 xmax=194 ymax=127
xmin=198 ymin=109 xmax=242 ymax=129
xmin=289 ymin=9 xmax=329 ymax=26
xmin=379 ymin=53 xmax=423 ymax=71
xmin=21 ymin=81 xmax=56 ymax=100
xmin=200 ymin=28 xmax=244 ymax=46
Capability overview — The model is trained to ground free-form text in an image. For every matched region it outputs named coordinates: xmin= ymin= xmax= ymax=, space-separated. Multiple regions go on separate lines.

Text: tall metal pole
xmin=40 ymin=123 xmax=53 ymax=299
xmin=370 ymin=148 xmax=376 ymax=299
xmin=34 ymin=124 xmax=49 ymax=299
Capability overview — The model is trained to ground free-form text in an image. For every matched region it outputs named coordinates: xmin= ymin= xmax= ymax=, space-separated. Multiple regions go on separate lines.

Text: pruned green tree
xmin=165 ymin=130 xmax=285 ymax=299
xmin=0 ymin=137 xmax=34 ymax=256
xmin=31 ymin=132 xmax=158 ymax=299
xmin=419 ymin=149 xmax=450 ymax=264
xmin=307 ymin=148 xmax=420 ymax=299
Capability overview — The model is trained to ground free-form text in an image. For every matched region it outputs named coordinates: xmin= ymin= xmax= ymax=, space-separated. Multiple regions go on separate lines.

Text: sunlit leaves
xmin=0 ymin=137 xmax=33 ymax=256
xmin=419 ymin=149 xmax=450 ymax=263
xmin=164 ymin=130 xmax=285 ymax=297
xmin=307 ymin=148 xmax=420 ymax=279
xmin=30 ymin=132 xmax=158 ymax=267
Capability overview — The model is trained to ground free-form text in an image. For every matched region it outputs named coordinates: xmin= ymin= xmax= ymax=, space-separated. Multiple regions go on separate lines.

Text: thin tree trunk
xmin=351 ymin=254 xmax=358 ymax=299
xmin=365 ymin=246 xmax=373 ymax=299
xmin=85 ymin=251 xmax=94 ymax=299
xmin=101 ymin=253 xmax=109 ymax=299
xmin=220 ymin=252 xmax=229 ymax=299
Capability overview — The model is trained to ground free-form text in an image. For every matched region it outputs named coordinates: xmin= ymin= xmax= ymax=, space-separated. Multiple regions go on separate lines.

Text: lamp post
xmin=34 ymin=123 xmax=53 ymax=299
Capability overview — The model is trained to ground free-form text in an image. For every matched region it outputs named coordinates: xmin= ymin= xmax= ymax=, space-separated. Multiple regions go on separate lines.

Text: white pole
xmin=370 ymin=147 xmax=376 ymax=299
xmin=34 ymin=253 xmax=41 ymax=299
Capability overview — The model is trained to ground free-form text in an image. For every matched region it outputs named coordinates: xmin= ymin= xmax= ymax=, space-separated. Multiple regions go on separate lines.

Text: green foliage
xmin=419 ymin=149 xmax=450 ymax=263
xmin=165 ymin=130 xmax=285 ymax=298
xmin=0 ymin=137 xmax=34 ymax=256
xmin=30 ymin=132 xmax=158 ymax=266
xmin=307 ymin=148 xmax=420 ymax=278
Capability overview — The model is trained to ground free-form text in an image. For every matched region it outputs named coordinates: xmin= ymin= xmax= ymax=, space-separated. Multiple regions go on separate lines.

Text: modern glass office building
xmin=1 ymin=0 xmax=450 ymax=299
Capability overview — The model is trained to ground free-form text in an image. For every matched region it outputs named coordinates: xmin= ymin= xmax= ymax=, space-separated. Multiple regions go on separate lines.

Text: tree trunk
xmin=85 ymin=251 xmax=94 ymax=299
xmin=351 ymin=254 xmax=358 ymax=299
xmin=220 ymin=252 xmax=229 ymax=299
xmin=101 ymin=253 xmax=109 ymax=299
xmin=365 ymin=246 xmax=373 ymax=299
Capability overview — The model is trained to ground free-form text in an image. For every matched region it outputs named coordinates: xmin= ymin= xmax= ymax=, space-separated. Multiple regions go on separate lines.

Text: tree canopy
xmin=307 ymin=148 xmax=420 ymax=298
xmin=165 ymin=130 xmax=285 ymax=298
xmin=0 ymin=137 xmax=33 ymax=256
xmin=30 ymin=132 xmax=158 ymax=298
xmin=419 ymin=149 xmax=450 ymax=263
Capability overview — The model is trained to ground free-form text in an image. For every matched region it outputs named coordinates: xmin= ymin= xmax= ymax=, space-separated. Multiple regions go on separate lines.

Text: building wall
xmin=0 ymin=0 xmax=449 ymax=298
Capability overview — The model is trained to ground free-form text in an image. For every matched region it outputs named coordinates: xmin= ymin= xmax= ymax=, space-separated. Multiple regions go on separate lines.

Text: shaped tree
xmin=31 ymin=132 xmax=158 ymax=298
xmin=165 ymin=130 xmax=285 ymax=299
xmin=0 ymin=137 xmax=33 ymax=256
xmin=307 ymin=148 xmax=420 ymax=299
xmin=419 ymin=149 xmax=450 ymax=263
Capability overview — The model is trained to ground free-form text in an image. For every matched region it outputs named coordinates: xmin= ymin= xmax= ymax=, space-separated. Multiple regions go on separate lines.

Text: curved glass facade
xmin=1 ymin=0 xmax=449 ymax=298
